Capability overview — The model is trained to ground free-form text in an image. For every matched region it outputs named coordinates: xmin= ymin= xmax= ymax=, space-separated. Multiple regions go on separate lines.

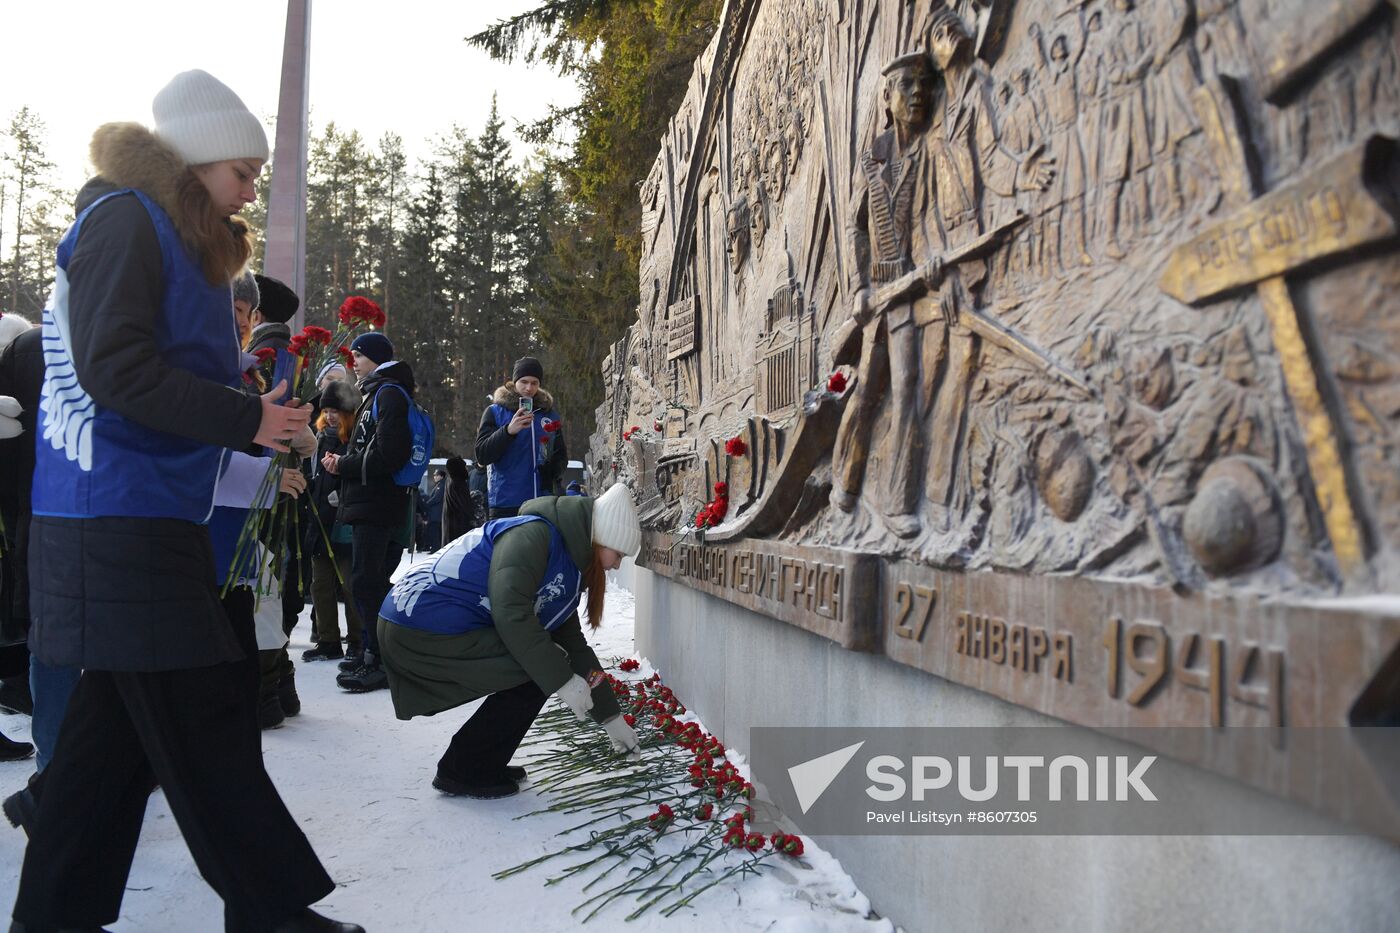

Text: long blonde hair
xmin=177 ymin=170 xmax=254 ymax=285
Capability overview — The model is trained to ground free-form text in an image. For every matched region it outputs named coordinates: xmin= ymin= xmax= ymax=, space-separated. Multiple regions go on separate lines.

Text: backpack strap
xmin=370 ymin=382 xmax=411 ymax=420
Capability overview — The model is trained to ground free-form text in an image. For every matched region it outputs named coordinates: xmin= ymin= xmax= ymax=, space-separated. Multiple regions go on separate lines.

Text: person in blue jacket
xmin=474 ymin=356 xmax=568 ymax=519
xmin=12 ymin=70 xmax=358 ymax=933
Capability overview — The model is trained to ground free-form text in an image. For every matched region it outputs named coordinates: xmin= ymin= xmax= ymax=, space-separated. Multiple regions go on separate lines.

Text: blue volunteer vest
xmin=486 ymin=403 xmax=558 ymax=509
xmin=380 ymin=515 xmax=581 ymax=635
xmin=33 ymin=188 xmax=241 ymax=522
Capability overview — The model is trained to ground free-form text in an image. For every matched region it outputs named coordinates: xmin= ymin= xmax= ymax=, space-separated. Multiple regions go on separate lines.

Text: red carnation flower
xmin=724 ymin=436 xmax=747 ymax=457
xmin=301 ymin=325 xmax=332 ymax=345
xmin=543 ymin=419 xmax=562 ymax=433
xmin=336 ymin=345 xmax=353 ymax=368
xmin=253 ymin=347 xmax=277 ymax=365
xmin=827 ymin=371 xmax=847 ymax=394
xmin=619 ymin=658 xmax=640 ymax=672
xmin=777 ymin=834 xmax=804 ymax=857
xmin=287 ymin=334 xmax=310 ymax=356
xmin=696 ymin=803 xmax=713 ymax=820
xmin=744 ymin=832 xmax=766 ymax=851
xmin=713 ymin=481 xmax=727 ymax=497
xmin=338 ymin=295 xmax=385 ymax=328
xmin=653 ymin=419 xmax=663 ymax=432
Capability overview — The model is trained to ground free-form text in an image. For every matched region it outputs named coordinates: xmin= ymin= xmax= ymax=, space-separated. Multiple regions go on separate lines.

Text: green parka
xmin=377 ymin=495 xmax=622 ymax=724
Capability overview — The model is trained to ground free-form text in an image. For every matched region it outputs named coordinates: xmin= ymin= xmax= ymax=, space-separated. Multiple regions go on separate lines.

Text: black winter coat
xmin=441 ymin=457 xmax=476 ymax=546
xmin=336 ymin=361 xmax=416 ymax=528
xmin=0 ymin=326 xmax=41 ymax=645
xmin=305 ymin=427 xmax=350 ymax=559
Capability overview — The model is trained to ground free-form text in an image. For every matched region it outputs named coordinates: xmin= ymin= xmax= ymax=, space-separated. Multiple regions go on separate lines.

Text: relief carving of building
xmin=592 ymin=0 xmax=1400 ymax=836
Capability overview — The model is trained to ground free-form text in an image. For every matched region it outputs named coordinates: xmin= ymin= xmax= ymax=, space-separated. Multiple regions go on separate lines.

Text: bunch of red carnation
xmin=618 ymin=658 xmax=640 ymax=672
xmin=338 ymin=295 xmax=386 ymax=329
xmin=724 ymin=435 xmax=748 ymax=457
xmin=647 ymin=803 xmax=675 ymax=830
xmin=623 ymin=425 xmax=642 ymax=442
xmin=694 ymin=481 xmax=730 ymax=530
xmin=770 ymin=831 xmax=805 ymax=857
xmin=826 ymin=370 xmax=848 ymax=394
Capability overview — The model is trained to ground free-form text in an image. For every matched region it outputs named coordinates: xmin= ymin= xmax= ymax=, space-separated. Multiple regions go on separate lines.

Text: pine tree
xmin=4 ymin=107 xmax=57 ymax=315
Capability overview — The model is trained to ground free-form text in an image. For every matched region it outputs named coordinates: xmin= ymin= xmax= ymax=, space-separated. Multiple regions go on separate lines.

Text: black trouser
xmin=439 ymin=679 xmax=548 ymax=782
xmin=350 ymin=523 xmax=402 ymax=659
xmin=487 ymin=506 xmax=520 ymax=520
xmin=12 ymin=608 xmax=333 ymax=932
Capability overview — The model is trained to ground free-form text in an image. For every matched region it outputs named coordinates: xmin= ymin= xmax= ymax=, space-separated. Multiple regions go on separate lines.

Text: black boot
xmin=337 ymin=645 xmax=365 ymax=672
xmin=336 ymin=655 xmax=387 ymax=693
xmin=0 ymin=731 xmax=34 ymax=762
xmin=0 ymin=678 xmax=33 ymax=716
xmin=3 ymin=769 xmax=42 ymax=835
xmin=270 ymin=908 xmax=365 ymax=933
xmin=278 ymin=673 xmax=301 ymax=717
xmin=432 ymin=769 xmax=518 ymax=799
xmin=301 ymin=642 xmax=344 ymax=662
xmin=258 ymin=692 xmax=286 ymax=730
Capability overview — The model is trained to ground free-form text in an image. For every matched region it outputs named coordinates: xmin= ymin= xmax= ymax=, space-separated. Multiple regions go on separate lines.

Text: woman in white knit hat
xmin=376 ymin=483 xmax=643 ymax=799
xmin=13 ymin=71 xmax=361 ymax=933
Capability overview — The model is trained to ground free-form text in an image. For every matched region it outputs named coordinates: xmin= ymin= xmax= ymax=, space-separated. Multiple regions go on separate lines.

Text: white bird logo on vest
xmin=39 ymin=268 xmax=96 ymax=471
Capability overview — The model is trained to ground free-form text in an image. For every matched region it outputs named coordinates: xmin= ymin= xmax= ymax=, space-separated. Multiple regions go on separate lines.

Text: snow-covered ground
xmin=0 ymin=554 xmax=892 ymax=932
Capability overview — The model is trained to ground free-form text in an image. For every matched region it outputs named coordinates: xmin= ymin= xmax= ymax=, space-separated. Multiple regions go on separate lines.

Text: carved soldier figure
xmin=1146 ymin=0 xmax=1201 ymax=211
xmin=726 ymin=198 xmax=751 ymax=279
xmin=917 ymin=7 xmax=1052 ymax=519
xmin=783 ymin=107 xmax=804 ymax=177
xmin=1043 ymin=31 xmax=1092 ymax=268
xmin=831 ymin=52 xmax=939 ymax=538
xmin=1101 ymin=0 xmax=1153 ymax=258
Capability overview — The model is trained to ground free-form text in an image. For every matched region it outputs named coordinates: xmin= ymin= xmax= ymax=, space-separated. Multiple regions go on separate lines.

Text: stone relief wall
xmin=592 ymin=0 xmax=1400 ymax=823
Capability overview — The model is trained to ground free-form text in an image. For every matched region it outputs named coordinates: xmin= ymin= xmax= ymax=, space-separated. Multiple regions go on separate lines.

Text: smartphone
xmin=518 ymin=397 xmax=534 ymax=414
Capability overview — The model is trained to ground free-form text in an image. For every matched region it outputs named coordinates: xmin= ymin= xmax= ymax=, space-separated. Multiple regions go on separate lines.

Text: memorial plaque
xmin=592 ymin=0 xmax=1400 ymax=835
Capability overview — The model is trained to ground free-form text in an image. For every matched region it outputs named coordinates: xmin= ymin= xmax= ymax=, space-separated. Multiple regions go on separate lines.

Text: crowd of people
xmin=0 ymin=69 xmax=641 ymax=933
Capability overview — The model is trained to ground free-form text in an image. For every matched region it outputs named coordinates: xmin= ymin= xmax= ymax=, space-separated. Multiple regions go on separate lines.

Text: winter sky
xmin=0 ymin=0 xmax=580 ymax=195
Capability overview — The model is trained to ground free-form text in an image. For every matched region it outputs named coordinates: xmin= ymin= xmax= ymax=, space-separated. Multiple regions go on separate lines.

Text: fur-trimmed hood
xmin=87 ymin=123 xmax=189 ymax=232
xmin=492 ymin=383 xmax=556 ymax=412
xmin=81 ymin=122 xmax=252 ymax=283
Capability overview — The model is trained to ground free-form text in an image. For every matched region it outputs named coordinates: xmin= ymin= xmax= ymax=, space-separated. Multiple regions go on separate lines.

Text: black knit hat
xmin=253 ymin=274 xmax=300 ymax=323
xmin=512 ymin=356 xmax=544 ymax=382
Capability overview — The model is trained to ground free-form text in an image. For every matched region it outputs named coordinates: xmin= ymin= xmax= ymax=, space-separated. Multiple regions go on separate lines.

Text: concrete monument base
xmin=628 ymin=564 xmax=1400 ymax=932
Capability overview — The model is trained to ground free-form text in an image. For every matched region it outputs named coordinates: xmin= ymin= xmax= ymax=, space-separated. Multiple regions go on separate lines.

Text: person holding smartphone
xmin=474 ymin=357 xmax=567 ymax=519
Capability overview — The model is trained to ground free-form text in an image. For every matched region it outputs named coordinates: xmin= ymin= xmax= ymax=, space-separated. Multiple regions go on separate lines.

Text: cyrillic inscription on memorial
xmin=666 ymin=298 xmax=698 ymax=361
xmin=1159 ymin=138 xmax=1400 ymax=305
xmin=641 ymin=532 xmax=878 ymax=650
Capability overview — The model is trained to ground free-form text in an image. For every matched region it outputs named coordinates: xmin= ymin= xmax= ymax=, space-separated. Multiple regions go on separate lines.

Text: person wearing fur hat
xmin=474 ymin=356 xmax=569 ymax=520
xmin=377 ymin=483 xmax=643 ymax=798
xmin=13 ymin=71 xmax=359 ymax=933
xmin=301 ymin=376 xmax=364 ymax=662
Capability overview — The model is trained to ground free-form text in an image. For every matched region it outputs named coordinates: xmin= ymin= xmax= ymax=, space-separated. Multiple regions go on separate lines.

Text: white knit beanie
xmin=152 ymin=70 xmax=269 ymax=166
xmin=592 ymin=483 xmax=641 ymax=557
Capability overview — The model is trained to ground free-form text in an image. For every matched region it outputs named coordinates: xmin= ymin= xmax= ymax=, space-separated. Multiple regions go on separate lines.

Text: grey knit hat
xmin=320 ymin=378 xmax=362 ymax=414
xmin=153 ymin=70 xmax=269 ymax=166
xmin=232 ymin=270 xmax=260 ymax=308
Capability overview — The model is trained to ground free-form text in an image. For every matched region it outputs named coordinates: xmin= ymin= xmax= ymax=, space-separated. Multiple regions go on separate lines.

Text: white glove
xmin=603 ymin=715 xmax=641 ymax=761
xmin=0 ymin=396 xmax=21 ymax=440
xmin=290 ymin=425 xmax=318 ymax=458
xmin=556 ymin=674 xmax=595 ymax=722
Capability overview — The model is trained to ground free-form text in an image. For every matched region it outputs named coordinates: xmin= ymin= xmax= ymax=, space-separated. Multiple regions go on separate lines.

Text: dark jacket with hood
xmin=0 ymin=325 xmax=42 ymax=644
xmin=378 ymin=495 xmax=620 ymax=724
xmin=474 ymin=384 xmax=568 ymax=509
xmin=441 ymin=456 xmax=476 ymax=546
xmin=28 ymin=123 xmax=262 ymax=672
xmin=337 ymin=360 xmax=416 ymax=528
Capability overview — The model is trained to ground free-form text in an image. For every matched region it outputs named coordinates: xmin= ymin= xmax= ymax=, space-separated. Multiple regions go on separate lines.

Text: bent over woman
xmin=378 ymin=484 xmax=643 ymax=799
